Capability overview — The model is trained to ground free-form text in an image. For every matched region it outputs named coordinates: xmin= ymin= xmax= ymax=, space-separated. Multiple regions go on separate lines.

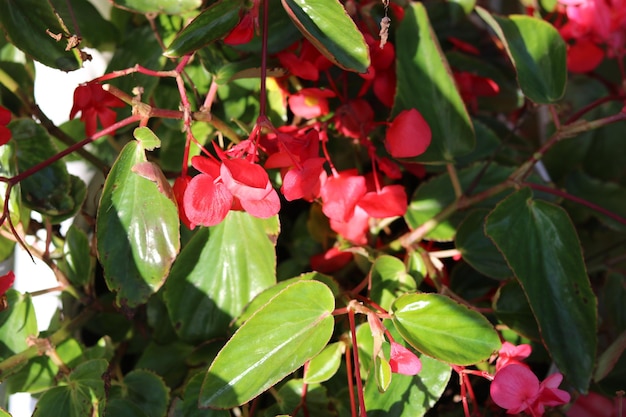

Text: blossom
xmin=490 ymin=364 xmax=571 ymax=416
xmin=453 ymin=71 xmax=500 ymax=112
xmin=0 ymin=105 xmax=11 ymax=146
xmin=334 ymin=99 xmax=374 ymax=139
xmin=288 ymin=88 xmax=335 ymax=119
xmin=495 ymin=341 xmax=532 ymax=371
xmin=69 ymin=83 xmax=125 ymax=137
xmin=276 ymin=39 xmax=333 ymax=81
xmin=310 ymin=247 xmax=353 ymax=273
xmin=0 ymin=271 xmax=15 ymax=297
xmin=389 ymin=342 xmax=421 ymax=375
xmin=224 ymin=12 xmax=255 ymax=45
xmin=385 ymin=109 xmax=431 ymax=158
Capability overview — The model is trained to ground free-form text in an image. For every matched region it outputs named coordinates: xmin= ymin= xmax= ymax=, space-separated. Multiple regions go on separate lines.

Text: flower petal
xmin=389 ymin=342 xmax=421 ymax=375
xmin=183 ymin=174 xmax=233 ymax=228
xmin=490 ymin=364 xmax=539 ymax=412
xmin=385 ymin=108 xmax=431 ymax=158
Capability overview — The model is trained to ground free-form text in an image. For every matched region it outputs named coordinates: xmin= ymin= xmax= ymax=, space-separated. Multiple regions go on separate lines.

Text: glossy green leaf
xmin=391 ymin=293 xmax=500 ymax=365
xmin=13 ymin=119 xmax=84 ymax=221
xmin=111 ymin=0 xmax=201 ymax=14
xmin=304 ymin=341 xmax=344 ymax=384
xmin=281 ymin=0 xmax=370 ymax=73
xmin=0 ymin=290 xmax=38 ymax=360
xmin=165 ymin=213 xmax=278 ymax=341
xmin=476 ymin=8 xmax=566 ymax=103
xmin=97 ymin=140 xmax=180 ymax=308
xmin=405 ymin=163 xmax=514 ymax=241
xmin=369 ymin=255 xmax=416 ymax=311
xmin=456 ymin=209 xmax=512 ymax=280
xmin=134 ymin=127 xmax=161 ymax=151
xmin=50 ymin=0 xmax=118 ymax=49
xmin=163 ymin=0 xmax=243 ymax=58
xmin=199 ymin=280 xmax=335 ymax=408
xmin=32 ymin=359 xmax=108 ymax=417
xmin=394 ymin=3 xmax=474 ymax=163
xmin=364 ymin=353 xmax=451 ymax=417
xmin=0 ymin=0 xmax=80 ymax=71
xmin=0 ymin=139 xmax=20 ymax=226
xmin=62 ymin=225 xmax=94 ymax=288
xmin=485 ymin=187 xmax=597 ymax=391
xmin=493 ymin=280 xmax=541 ymax=340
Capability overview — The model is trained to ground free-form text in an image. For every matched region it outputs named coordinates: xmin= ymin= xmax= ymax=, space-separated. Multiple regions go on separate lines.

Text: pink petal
xmin=389 ymin=342 xmax=421 ymax=375
xmin=321 ymin=173 xmax=367 ymax=222
xmin=385 ymin=108 xmax=431 ymax=158
xmin=309 ymin=247 xmax=353 ymax=273
xmin=221 ymin=159 xmax=272 ymax=200
xmin=184 ymin=174 xmax=233 ymax=228
xmin=239 ymin=188 xmax=281 ymax=218
xmin=329 ymin=205 xmax=370 ymax=245
xmin=490 ymin=364 xmax=539 ymax=412
xmin=357 ymin=185 xmax=407 ymax=218
xmin=281 ymin=157 xmax=327 ymax=201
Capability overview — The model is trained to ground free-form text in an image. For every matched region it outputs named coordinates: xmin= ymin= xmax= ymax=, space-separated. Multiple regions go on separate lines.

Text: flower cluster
xmin=555 ymin=0 xmax=626 ymax=72
xmin=490 ymin=342 xmax=571 ymax=416
xmin=0 ymin=105 xmax=11 ymax=146
xmin=69 ymin=83 xmax=126 ymax=137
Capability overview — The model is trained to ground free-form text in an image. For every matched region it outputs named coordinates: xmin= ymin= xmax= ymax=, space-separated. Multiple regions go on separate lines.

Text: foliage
xmin=0 ymin=0 xmax=625 ymax=416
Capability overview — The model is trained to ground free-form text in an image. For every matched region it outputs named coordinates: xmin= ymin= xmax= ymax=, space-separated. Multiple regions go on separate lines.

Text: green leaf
xmin=135 ymin=341 xmax=193 ymax=389
xmin=394 ymin=3 xmax=474 ymax=163
xmin=165 ymin=213 xmax=278 ymax=341
xmin=405 ymin=163 xmax=514 ymax=241
xmin=163 ymin=0 xmax=244 ymax=58
xmin=97 ymin=140 xmax=180 ymax=308
xmin=50 ymin=0 xmax=119 ymax=49
xmin=62 ymin=225 xmax=95 ymax=288
xmin=391 ymin=293 xmax=500 ymax=365
xmin=199 ymin=280 xmax=335 ymax=408
xmin=456 ymin=209 xmax=512 ymax=280
xmin=281 ymin=0 xmax=370 ymax=73
xmin=374 ymin=354 xmax=392 ymax=393
xmin=173 ymin=373 xmax=230 ymax=417
xmin=369 ymin=255 xmax=416 ymax=311
xmin=475 ymin=8 xmax=566 ymax=103
xmin=0 ymin=408 xmax=10 ymax=417
xmin=493 ymin=280 xmax=541 ymax=340
xmin=364 ymin=353 xmax=451 ymax=417
xmin=133 ymin=127 xmax=161 ymax=151
xmin=304 ymin=342 xmax=344 ymax=384
xmin=32 ymin=359 xmax=108 ymax=417
xmin=110 ymin=0 xmax=201 ymax=14
xmin=0 ymin=291 xmax=38 ymax=360
xmin=0 ymin=0 xmax=80 ymax=71
xmin=265 ymin=379 xmax=334 ymax=417
xmin=107 ymin=370 xmax=170 ymax=417
xmin=485 ymin=187 xmax=597 ymax=391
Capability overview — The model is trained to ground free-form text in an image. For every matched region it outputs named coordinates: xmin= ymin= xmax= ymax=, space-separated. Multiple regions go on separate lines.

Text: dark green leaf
xmin=281 ymin=0 xmax=370 ymax=73
xmin=268 ymin=379 xmax=334 ymax=417
xmin=173 ymin=373 xmax=229 ymax=417
xmin=394 ymin=2 xmax=474 ymax=163
xmin=493 ymin=280 xmax=541 ymax=340
xmin=369 ymin=255 xmax=416 ymax=311
xmin=163 ymin=0 xmax=243 ymax=58
xmin=0 ymin=0 xmax=80 ymax=70
xmin=62 ymin=225 xmax=94 ymax=288
xmin=475 ymin=8 xmax=566 ymax=103
xmin=391 ymin=293 xmax=501 ymax=365
xmin=50 ymin=0 xmax=119 ymax=48
xmin=112 ymin=370 xmax=170 ymax=417
xmin=485 ymin=187 xmax=597 ymax=391
xmin=111 ymin=0 xmax=201 ymax=14
xmin=165 ymin=213 xmax=278 ymax=342
xmin=135 ymin=341 xmax=193 ymax=389
xmin=97 ymin=140 xmax=180 ymax=308
xmin=456 ymin=209 xmax=512 ymax=280
xmin=0 ymin=290 xmax=38 ymax=360
xmin=200 ymin=280 xmax=335 ymax=408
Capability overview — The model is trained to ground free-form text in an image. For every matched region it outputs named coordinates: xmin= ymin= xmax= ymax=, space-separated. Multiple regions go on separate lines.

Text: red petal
xmin=173 ymin=176 xmax=193 ymax=229
xmin=183 ymin=174 xmax=233 ymax=227
xmin=224 ymin=13 xmax=255 ymax=45
xmin=191 ymin=156 xmax=221 ymax=177
xmin=385 ymin=109 xmax=431 ymax=158
xmin=309 ymin=247 xmax=353 ymax=273
xmin=567 ymin=40 xmax=604 ymax=73
xmin=329 ymin=205 xmax=370 ymax=244
xmin=281 ymin=157 xmax=327 ymax=201
xmin=321 ymin=173 xmax=367 ymax=222
xmin=490 ymin=364 xmax=539 ymax=413
xmin=0 ymin=271 xmax=15 ymax=296
xmin=221 ymin=159 xmax=272 ymax=200
xmin=389 ymin=342 xmax=421 ymax=375
xmin=0 ymin=106 xmax=11 ymax=126
xmin=240 ymin=188 xmax=281 ymax=218
xmin=357 ymin=185 xmax=407 ymax=218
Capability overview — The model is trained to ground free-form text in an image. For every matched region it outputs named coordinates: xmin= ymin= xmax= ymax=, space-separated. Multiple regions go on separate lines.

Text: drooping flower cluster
xmin=0 ymin=105 xmax=11 ymax=146
xmin=555 ymin=0 xmax=626 ymax=72
xmin=69 ymin=83 xmax=126 ymax=137
xmin=490 ymin=342 xmax=571 ymax=416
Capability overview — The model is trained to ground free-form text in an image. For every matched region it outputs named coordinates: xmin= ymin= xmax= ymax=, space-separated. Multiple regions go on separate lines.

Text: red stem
xmin=348 ymin=309 xmax=367 ymax=417
xmin=344 ymin=340 xmax=357 ymax=417
xmin=258 ymin=0 xmax=269 ymax=119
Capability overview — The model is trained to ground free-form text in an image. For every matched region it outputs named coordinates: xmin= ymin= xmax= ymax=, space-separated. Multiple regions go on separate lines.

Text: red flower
xmin=495 ymin=341 xmax=532 ymax=371
xmin=357 ymin=185 xmax=408 ymax=218
xmin=0 ymin=105 xmax=11 ymax=146
xmin=281 ymin=157 xmax=327 ymax=202
xmin=310 ymin=247 xmax=353 ymax=273
xmin=277 ymin=39 xmax=333 ymax=81
xmin=389 ymin=342 xmax=421 ymax=376
xmin=220 ymin=159 xmax=280 ymax=218
xmin=0 ymin=271 xmax=15 ymax=297
xmin=453 ymin=71 xmax=500 ymax=111
xmin=288 ymin=88 xmax=335 ymax=119
xmin=385 ymin=109 xmax=431 ymax=158
xmin=69 ymin=83 xmax=125 ymax=137
xmin=566 ymin=39 xmax=605 ymax=73
xmin=334 ymin=99 xmax=374 ymax=139
xmin=490 ymin=364 xmax=570 ymax=416
xmin=321 ymin=172 xmax=367 ymax=222
xmin=224 ymin=13 xmax=255 ymax=45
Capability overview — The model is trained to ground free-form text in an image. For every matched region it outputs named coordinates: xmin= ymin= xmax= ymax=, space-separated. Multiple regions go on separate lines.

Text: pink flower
xmin=288 ymin=88 xmax=335 ymax=119
xmin=490 ymin=364 xmax=571 ymax=416
xmin=385 ymin=109 xmax=431 ymax=158
xmin=389 ymin=342 xmax=421 ymax=376
xmin=0 ymin=271 xmax=15 ymax=297
xmin=495 ymin=341 xmax=532 ymax=371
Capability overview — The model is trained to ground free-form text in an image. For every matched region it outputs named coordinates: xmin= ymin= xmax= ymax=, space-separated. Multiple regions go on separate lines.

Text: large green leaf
xmin=493 ymin=280 xmax=541 ymax=341
xmin=106 ymin=370 xmax=170 ymax=417
xmin=0 ymin=0 xmax=80 ymax=70
xmin=364 ymin=354 xmax=451 ymax=417
xmin=163 ymin=0 xmax=243 ymax=58
xmin=391 ymin=293 xmax=501 ymax=365
xmin=281 ymin=0 xmax=370 ymax=73
xmin=369 ymin=255 xmax=416 ymax=311
xmin=394 ymin=2 xmax=474 ymax=163
xmin=61 ymin=225 xmax=95 ymax=288
xmin=111 ymin=0 xmax=201 ymax=14
xmin=50 ymin=0 xmax=118 ymax=49
xmin=485 ymin=187 xmax=597 ymax=392
xmin=164 ymin=212 xmax=278 ymax=342
xmin=476 ymin=8 xmax=566 ymax=103
xmin=199 ymin=280 xmax=335 ymax=408
xmin=0 ymin=290 xmax=38 ymax=361
xmin=97 ymin=140 xmax=180 ymax=308
xmin=32 ymin=359 xmax=108 ymax=417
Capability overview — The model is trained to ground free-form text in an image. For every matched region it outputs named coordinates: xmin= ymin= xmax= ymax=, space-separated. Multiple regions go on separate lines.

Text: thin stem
xmin=348 ymin=309 xmax=367 ymax=417
xmin=258 ymin=0 xmax=270 ymax=118
xmin=447 ymin=163 xmax=462 ymax=198
xmin=344 ymin=339 xmax=357 ymax=417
